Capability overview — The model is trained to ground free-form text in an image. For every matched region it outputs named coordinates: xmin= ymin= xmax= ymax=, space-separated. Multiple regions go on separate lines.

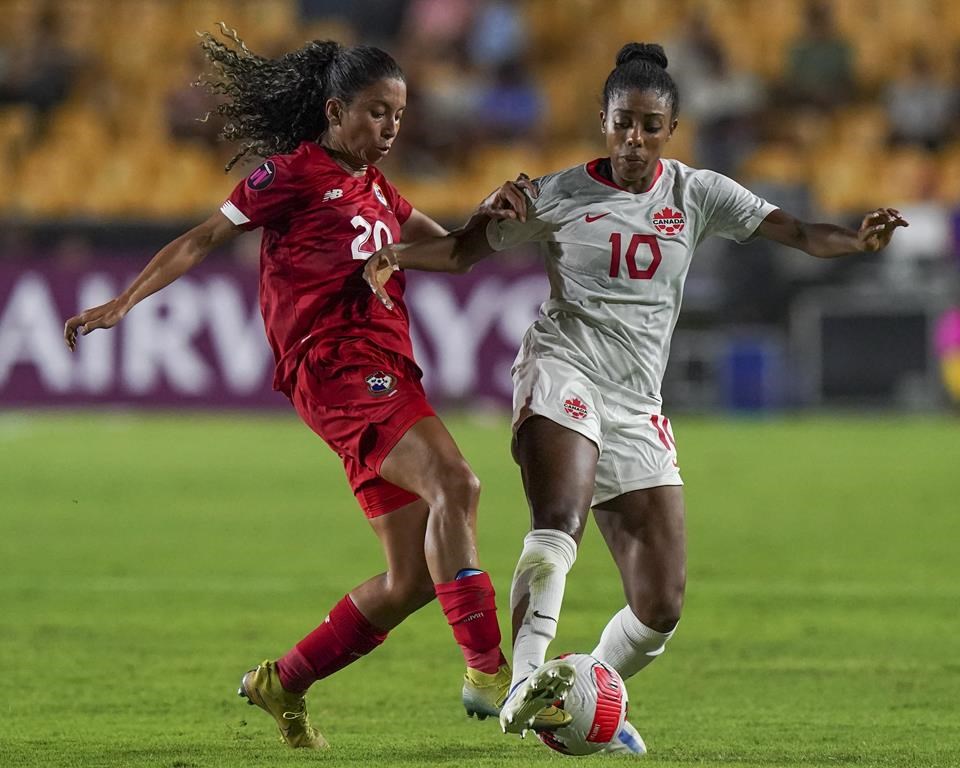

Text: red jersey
xmin=220 ymin=141 xmax=414 ymax=395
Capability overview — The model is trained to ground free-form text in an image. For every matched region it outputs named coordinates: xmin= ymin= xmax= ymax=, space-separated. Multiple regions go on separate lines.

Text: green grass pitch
xmin=1 ymin=412 xmax=958 ymax=767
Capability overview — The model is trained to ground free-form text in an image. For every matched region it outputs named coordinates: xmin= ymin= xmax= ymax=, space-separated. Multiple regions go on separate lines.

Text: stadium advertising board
xmin=0 ymin=257 xmax=547 ymax=409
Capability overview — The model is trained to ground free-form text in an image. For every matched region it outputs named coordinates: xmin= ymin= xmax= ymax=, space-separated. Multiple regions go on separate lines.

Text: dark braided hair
xmin=603 ymin=43 xmax=679 ymax=119
xmin=196 ymin=23 xmax=404 ymax=171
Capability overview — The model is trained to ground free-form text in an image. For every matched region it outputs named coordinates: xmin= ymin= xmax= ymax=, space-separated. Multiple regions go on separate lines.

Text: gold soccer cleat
xmin=238 ymin=660 xmax=329 ymax=749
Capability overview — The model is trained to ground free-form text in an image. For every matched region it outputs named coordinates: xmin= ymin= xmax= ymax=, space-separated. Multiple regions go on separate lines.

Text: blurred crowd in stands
xmin=0 ymin=0 xmax=958 ymax=317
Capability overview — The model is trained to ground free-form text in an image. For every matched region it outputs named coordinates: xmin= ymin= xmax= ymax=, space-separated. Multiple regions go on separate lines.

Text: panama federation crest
xmin=652 ymin=206 xmax=685 ymax=236
xmin=365 ymin=371 xmax=397 ymax=397
xmin=372 ymin=182 xmax=390 ymax=209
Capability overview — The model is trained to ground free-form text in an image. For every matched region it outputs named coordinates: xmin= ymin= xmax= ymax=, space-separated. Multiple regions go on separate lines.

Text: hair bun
xmin=616 ymin=42 xmax=668 ymax=70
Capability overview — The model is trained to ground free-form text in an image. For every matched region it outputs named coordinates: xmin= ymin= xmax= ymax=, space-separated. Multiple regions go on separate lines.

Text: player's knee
xmin=638 ymin=588 xmax=684 ymax=633
xmin=628 ymin=572 xmax=685 ymax=633
xmin=434 ymin=460 xmax=481 ymax=513
xmin=531 ymin=505 xmax=586 ymax=541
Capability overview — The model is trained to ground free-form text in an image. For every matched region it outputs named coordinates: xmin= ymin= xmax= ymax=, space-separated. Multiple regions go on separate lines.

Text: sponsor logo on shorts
xmin=563 ymin=397 xmax=588 ymax=420
xmin=246 ymin=160 xmax=276 ymax=191
xmin=365 ymin=371 xmax=397 ymax=397
xmin=652 ymin=205 xmax=684 ymax=236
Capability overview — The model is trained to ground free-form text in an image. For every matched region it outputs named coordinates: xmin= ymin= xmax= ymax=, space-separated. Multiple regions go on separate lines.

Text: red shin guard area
xmin=278 ymin=595 xmax=388 ymax=693
xmin=435 ymin=572 xmax=504 ymax=674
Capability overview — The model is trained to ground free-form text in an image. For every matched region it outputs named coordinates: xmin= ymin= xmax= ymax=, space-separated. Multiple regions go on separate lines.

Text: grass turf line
xmin=1 ymin=412 xmax=958 ymax=767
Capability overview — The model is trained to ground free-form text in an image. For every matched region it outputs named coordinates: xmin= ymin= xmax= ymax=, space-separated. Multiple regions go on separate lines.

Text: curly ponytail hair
xmin=603 ymin=42 xmax=679 ymax=119
xmin=197 ymin=23 xmax=404 ymax=171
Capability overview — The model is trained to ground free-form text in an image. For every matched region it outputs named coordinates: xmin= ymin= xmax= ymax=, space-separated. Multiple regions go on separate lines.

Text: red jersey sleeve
xmin=377 ymin=173 xmax=413 ymax=225
xmin=220 ymin=156 xmax=303 ymax=230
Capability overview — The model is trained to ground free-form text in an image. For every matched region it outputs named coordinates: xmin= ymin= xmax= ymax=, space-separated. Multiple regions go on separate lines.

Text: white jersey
xmin=486 ymin=158 xmax=777 ymax=412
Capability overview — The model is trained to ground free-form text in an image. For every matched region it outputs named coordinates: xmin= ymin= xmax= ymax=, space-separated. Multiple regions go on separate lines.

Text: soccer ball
xmin=536 ymin=653 xmax=628 ymax=756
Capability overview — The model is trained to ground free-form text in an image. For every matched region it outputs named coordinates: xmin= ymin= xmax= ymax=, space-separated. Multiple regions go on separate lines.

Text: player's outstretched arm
xmin=363 ymin=175 xmax=538 ymax=309
xmin=64 ymin=211 xmax=243 ymax=350
xmin=757 ymin=207 xmax=908 ymax=258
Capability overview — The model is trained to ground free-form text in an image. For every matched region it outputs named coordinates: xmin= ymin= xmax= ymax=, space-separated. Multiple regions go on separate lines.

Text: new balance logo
xmin=584 ymin=212 xmax=611 ymax=222
xmin=323 ymin=188 xmax=343 ymax=201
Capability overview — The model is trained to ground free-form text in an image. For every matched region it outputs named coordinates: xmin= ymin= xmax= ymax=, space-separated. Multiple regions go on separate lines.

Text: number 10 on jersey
xmin=608 ymin=233 xmax=662 ymax=279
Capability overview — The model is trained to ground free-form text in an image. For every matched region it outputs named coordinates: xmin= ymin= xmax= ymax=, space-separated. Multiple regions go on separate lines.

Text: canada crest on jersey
xmin=652 ymin=206 xmax=685 ymax=236
xmin=372 ymin=182 xmax=390 ymax=210
xmin=365 ymin=370 xmax=397 ymax=397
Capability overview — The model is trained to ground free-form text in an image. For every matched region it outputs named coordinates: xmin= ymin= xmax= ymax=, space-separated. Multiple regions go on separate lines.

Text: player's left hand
xmin=363 ymin=245 xmax=400 ymax=310
xmin=858 ymin=208 xmax=908 ymax=252
xmin=478 ymin=173 xmax=539 ymax=223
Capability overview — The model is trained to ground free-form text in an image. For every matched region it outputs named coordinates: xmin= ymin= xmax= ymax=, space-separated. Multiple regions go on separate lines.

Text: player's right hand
xmin=479 ymin=173 xmax=539 ymax=222
xmin=64 ymin=298 xmax=127 ymax=351
xmin=363 ymin=246 xmax=400 ymax=311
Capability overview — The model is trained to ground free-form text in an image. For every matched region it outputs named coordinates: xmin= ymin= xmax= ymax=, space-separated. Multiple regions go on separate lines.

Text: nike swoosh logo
xmin=533 ymin=610 xmax=557 ymax=623
xmin=584 ymin=212 xmax=611 ymax=222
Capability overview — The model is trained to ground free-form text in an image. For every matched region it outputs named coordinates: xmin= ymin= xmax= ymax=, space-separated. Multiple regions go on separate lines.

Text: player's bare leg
xmin=379 ymin=417 xmax=509 ymax=716
xmin=379 ymin=417 xmax=483 ymax=583
xmin=499 ymin=416 xmax=598 ymax=734
xmin=351 ymin=499 xmax=436 ymax=629
xmin=593 ymin=486 xmax=686 ymax=666
xmin=239 ymin=500 xmax=436 ymax=749
xmin=591 ymin=484 xmax=686 ymax=754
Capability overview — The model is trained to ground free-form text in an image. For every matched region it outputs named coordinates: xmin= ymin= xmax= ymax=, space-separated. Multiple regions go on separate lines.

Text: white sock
xmin=592 ymin=606 xmax=676 ymax=680
xmin=509 ymin=529 xmax=577 ymax=690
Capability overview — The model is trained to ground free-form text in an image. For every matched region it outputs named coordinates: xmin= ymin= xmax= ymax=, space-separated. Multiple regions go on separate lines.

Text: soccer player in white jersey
xmin=363 ymin=42 xmax=908 ymax=755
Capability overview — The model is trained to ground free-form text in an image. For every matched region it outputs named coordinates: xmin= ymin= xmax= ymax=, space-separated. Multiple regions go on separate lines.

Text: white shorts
xmin=512 ymin=356 xmax=683 ymax=506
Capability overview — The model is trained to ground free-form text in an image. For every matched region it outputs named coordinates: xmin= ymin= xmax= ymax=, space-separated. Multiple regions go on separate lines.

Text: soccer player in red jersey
xmin=63 ymin=28 xmax=559 ymax=749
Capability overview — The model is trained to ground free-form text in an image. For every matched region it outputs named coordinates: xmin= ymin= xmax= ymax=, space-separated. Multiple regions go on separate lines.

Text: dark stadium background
xmin=1 ymin=0 xmax=958 ymax=412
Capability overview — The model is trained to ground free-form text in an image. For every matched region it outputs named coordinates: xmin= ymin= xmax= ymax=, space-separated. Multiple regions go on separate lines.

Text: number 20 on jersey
xmin=351 ymin=215 xmax=393 ymax=260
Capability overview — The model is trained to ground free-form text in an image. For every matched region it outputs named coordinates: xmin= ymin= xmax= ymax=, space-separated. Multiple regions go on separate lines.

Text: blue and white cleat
xmin=603 ymin=718 xmax=647 ymax=755
xmin=499 ymin=658 xmax=576 ymax=735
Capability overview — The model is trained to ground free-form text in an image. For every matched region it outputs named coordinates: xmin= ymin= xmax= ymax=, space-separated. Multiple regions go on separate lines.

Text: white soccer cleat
xmin=499 ymin=658 xmax=576 ymax=735
xmin=603 ymin=718 xmax=647 ymax=755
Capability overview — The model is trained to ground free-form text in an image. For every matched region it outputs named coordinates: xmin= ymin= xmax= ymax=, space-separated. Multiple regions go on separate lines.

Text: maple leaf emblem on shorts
xmin=652 ymin=206 xmax=685 ymax=236
xmin=563 ymin=397 xmax=588 ymax=420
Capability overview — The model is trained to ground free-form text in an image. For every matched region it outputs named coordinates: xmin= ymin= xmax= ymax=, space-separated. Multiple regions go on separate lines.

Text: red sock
xmin=276 ymin=594 xmax=388 ymax=693
xmin=435 ymin=572 xmax=505 ymax=674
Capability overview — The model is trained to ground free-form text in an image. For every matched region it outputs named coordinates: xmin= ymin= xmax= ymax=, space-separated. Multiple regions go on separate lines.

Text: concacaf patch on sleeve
xmin=246 ymin=160 xmax=276 ymax=191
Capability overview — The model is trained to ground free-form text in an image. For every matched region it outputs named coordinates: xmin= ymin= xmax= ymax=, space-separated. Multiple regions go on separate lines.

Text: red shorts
xmin=290 ymin=339 xmax=435 ymax=518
